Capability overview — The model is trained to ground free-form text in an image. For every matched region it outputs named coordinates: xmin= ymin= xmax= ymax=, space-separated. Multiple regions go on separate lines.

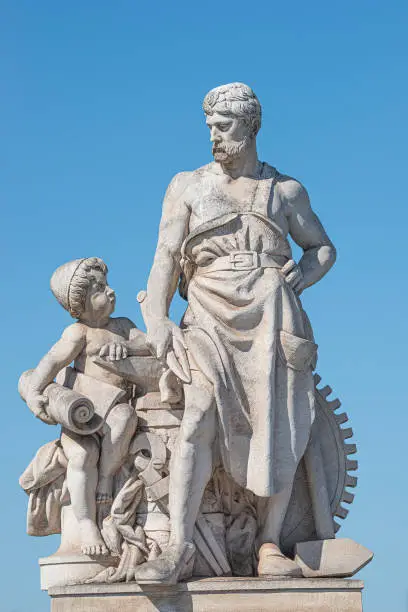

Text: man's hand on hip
xmin=281 ymin=259 xmax=305 ymax=295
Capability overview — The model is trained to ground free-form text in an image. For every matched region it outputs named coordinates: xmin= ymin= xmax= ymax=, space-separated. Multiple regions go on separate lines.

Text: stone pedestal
xmin=40 ymin=554 xmax=119 ymax=590
xmin=48 ymin=577 xmax=364 ymax=611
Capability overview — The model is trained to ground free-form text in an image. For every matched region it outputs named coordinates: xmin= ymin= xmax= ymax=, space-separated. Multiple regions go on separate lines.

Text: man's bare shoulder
xmin=165 ymin=171 xmax=192 ymax=198
xmin=276 ymin=172 xmax=309 ymax=205
xmin=171 ymin=163 xmax=214 ymax=184
xmin=192 ymin=162 xmax=216 ymax=175
xmin=166 ymin=164 xmax=215 ymax=204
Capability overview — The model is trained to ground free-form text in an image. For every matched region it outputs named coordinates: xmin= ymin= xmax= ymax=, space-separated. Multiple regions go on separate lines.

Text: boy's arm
xmin=99 ymin=318 xmax=150 ymax=361
xmin=27 ymin=324 xmax=86 ymax=421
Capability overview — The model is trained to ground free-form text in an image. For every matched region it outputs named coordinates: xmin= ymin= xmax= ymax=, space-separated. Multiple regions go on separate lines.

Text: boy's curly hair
xmin=68 ymin=257 xmax=108 ymax=318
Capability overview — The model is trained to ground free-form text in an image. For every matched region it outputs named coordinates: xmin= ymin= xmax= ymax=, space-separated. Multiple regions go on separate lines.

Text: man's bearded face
xmin=206 ymin=112 xmax=253 ymax=163
xmin=212 ymin=136 xmax=251 ymax=162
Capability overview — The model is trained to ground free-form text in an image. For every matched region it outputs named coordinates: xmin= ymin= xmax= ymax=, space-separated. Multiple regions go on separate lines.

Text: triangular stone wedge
xmin=294 ymin=538 xmax=373 ymax=578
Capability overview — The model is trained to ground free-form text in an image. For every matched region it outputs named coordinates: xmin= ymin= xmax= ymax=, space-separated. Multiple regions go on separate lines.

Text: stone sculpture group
xmin=19 ymin=83 xmax=373 ymax=605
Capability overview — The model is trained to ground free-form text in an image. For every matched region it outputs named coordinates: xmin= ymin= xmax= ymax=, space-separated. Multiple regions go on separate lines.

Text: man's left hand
xmin=281 ymin=260 xmax=304 ymax=295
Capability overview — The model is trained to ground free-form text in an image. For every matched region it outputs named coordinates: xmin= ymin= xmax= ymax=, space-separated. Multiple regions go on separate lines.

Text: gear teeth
xmin=335 ymin=412 xmax=348 ymax=425
xmin=345 ymin=475 xmax=358 ymax=487
xmin=346 ymin=459 xmax=358 ymax=471
xmin=329 ymin=398 xmax=341 ymax=411
xmin=342 ymin=491 xmax=355 ymax=504
xmin=341 ymin=427 xmax=353 ymax=440
xmin=319 ymin=385 xmax=332 ymax=398
xmin=335 ymin=505 xmax=349 ymax=519
xmin=312 ymin=376 xmax=358 ymax=529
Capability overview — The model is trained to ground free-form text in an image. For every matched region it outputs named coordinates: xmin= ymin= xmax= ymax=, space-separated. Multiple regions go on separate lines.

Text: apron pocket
xmin=278 ymin=330 xmax=318 ymax=371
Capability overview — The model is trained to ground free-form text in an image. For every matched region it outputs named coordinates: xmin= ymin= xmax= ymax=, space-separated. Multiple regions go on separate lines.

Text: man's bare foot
xmin=257 ymin=543 xmax=302 ymax=577
xmin=134 ymin=542 xmax=195 ymax=584
xmin=79 ymin=520 xmax=109 ymax=556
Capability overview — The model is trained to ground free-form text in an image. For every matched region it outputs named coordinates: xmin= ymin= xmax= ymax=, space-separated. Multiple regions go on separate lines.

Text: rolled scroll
xmin=19 ymin=370 xmax=104 ymax=435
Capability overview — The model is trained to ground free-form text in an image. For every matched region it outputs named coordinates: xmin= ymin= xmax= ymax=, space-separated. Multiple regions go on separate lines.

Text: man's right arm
xmin=143 ymin=172 xmax=191 ymax=361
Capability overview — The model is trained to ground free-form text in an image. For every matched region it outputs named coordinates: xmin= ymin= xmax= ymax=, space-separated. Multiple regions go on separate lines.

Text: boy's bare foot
xmin=79 ymin=520 xmax=109 ymax=556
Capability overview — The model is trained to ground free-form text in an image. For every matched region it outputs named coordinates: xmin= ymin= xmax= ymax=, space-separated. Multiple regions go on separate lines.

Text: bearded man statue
xmin=135 ymin=82 xmax=337 ymax=584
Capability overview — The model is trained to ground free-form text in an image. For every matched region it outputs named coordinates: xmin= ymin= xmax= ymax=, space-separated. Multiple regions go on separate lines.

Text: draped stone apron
xmin=179 ymin=167 xmax=317 ymax=498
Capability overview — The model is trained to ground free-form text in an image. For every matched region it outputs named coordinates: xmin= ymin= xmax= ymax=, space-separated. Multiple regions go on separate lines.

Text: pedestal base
xmin=48 ymin=577 xmax=364 ymax=611
xmin=40 ymin=554 xmax=119 ymax=590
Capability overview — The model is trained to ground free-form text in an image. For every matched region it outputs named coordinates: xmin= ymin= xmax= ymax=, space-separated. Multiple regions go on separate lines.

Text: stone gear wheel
xmin=281 ymin=373 xmax=358 ymax=555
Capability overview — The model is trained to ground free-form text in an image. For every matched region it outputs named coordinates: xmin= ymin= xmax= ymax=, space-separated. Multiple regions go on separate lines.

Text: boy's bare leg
xmin=97 ymin=402 xmax=138 ymax=504
xmin=60 ymin=429 xmax=108 ymax=555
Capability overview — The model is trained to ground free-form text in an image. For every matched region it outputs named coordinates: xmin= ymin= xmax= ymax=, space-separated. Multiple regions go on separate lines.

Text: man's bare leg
xmin=97 ymin=402 xmax=138 ymax=504
xmin=256 ymin=485 xmax=302 ymax=576
xmin=169 ymin=371 xmax=216 ymax=547
xmin=257 ymin=486 xmax=293 ymax=547
xmin=134 ymin=370 xmax=216 ymax=583
xmin=61 ymin=429 xmax=108 ymax=556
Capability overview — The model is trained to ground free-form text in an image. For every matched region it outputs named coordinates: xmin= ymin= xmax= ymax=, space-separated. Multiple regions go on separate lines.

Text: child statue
xmin=25 ymin=257 xmax=150 ymax=555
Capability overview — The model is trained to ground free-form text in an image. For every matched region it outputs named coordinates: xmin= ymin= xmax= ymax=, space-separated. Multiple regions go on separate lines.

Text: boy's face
xmin=83 ymin=269 xmax=116 ymax=322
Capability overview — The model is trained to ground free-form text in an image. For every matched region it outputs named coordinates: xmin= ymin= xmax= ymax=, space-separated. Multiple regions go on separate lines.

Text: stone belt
xmin=195 ymin=250 xmax=288 ymax=274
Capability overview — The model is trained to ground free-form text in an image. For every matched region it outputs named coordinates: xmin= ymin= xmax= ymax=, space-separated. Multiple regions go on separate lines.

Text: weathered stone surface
xmin=49 ymin=578 xmax=364 ymax=612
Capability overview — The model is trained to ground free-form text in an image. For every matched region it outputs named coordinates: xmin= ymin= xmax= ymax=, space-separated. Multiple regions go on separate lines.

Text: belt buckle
xmin=229 ymin=250 xmax=259 ymax=270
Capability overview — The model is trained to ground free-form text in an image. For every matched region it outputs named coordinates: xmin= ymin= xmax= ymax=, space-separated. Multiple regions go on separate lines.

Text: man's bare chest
xmin=188 ymin=178 xmax=257 ymax=225
xmin=186 ymin=174 xmax=286 ymax=231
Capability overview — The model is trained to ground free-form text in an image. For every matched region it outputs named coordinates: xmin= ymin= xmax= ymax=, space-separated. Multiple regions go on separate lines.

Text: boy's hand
xmin=99 ymin=342 xmax=128 ymax=361
xmin=27 ymin=393 xmax=56 ymax=425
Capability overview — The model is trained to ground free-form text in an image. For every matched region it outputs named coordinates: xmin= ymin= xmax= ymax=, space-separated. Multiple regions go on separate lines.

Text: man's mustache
xmin=212 ymin=139 xmax=249 ymax=158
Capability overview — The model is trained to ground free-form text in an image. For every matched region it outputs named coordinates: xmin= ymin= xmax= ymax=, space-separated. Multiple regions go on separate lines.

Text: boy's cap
xmin=50 ymin=259 xmax=85 ymax=313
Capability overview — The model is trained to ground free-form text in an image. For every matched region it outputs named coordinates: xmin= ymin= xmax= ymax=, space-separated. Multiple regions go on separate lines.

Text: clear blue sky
xmin=2 ymin=1 xmax=407 ymax=610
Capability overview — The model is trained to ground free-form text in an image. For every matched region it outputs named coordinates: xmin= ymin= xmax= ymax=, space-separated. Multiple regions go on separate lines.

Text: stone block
xmin=48 ymin=577 xmax=364 ymax=612
xmin=40 ymin=554 xmax=119 ymax=590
